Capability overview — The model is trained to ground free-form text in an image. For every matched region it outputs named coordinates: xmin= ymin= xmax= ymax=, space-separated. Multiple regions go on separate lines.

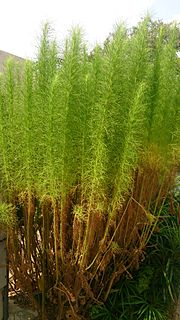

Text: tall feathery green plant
xmin=138 ymin=23 xmax=180 ymax=221
xmin=0 ymin=18 xmax=178 ymax=319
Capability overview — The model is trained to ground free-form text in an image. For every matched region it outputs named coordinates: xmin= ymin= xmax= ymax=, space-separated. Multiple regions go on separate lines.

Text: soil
xmin=8 ymin=295 xmax=38 ymax=320
xmin=8 ymin=291 xmax=180 ymax=320
xmin=173 ymin=298 xmax=180 ymax=320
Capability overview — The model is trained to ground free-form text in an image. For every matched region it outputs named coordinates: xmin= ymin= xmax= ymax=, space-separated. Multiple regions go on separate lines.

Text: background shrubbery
xmin=90 ymin=197 xmax=180 ymax=320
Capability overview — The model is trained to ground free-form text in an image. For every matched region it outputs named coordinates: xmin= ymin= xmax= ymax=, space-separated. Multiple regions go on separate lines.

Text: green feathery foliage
xmin=147 ymin=23 xmax=179 ymax=165
xmin=0 ymin=18 xmax=179 ymax=319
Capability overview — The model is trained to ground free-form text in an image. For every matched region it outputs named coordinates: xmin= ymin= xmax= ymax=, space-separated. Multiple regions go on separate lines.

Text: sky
xmin=0 ymin=0 xmax=179 ymax=59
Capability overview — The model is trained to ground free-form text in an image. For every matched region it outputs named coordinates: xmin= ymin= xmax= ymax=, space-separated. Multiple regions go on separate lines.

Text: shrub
xmin=0 ymin=18 xmax=179 ymax=319
xmin=90 ymin=200 xmax=180 ymax=320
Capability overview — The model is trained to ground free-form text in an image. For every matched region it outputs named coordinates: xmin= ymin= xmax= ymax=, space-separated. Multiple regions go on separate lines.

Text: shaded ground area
xmin=8 ymin=292 xmax=180 ymax=319
xmin=174 ymin=299 xmax=180 ymax=320
xmin=8 ymin=299 xmax=37 ymax=320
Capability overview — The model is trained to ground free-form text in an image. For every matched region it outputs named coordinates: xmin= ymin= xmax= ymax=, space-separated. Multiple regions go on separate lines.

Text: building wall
xmin=0 ymin=234 xmax=7 ymax=320
xmin=0 ymin=50 xmax=24 ymax=73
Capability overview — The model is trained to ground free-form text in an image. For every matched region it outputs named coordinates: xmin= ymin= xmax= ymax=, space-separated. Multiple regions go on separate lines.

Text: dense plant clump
xmin=0 ymin=202 xmax=15 ymax=229
xmin=90 ymin=198 xmax=180 ymax=320
xmin=0 ymin=17 xmax=179 ymax=319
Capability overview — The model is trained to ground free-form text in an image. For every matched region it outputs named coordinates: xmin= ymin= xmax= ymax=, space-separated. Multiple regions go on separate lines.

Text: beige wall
xmin=0 ymin=50 xmax=24 ymax=73
xmin=0 ymin=238 xmax=7 ymax=320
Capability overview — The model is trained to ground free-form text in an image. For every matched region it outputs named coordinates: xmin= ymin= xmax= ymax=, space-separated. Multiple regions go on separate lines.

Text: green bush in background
xmin=90 ymin=198 xmax=180 ymax=320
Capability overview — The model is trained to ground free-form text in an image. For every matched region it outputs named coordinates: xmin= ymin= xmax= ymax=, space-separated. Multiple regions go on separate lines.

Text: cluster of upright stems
xmin=0 ymin=16 xmax=179 ymax=318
